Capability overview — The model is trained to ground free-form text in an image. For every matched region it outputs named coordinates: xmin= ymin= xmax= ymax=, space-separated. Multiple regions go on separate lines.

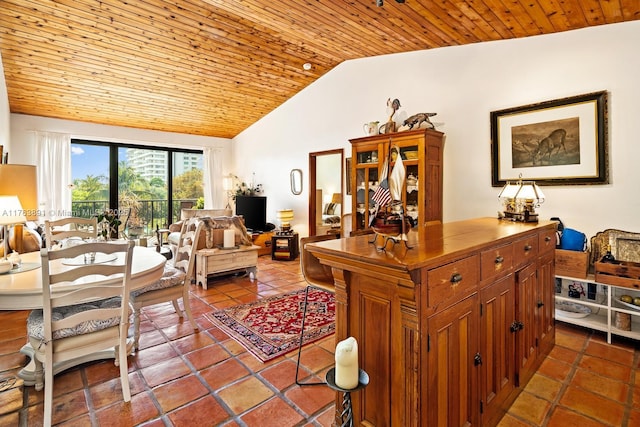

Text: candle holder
xmin=325 ymin=367 xmax=369 ymax=427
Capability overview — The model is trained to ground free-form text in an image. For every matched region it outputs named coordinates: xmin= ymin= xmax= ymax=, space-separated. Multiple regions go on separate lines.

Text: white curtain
xmin=35 ymin=131 xmax=71 ymax=221
xmin=203 ymin=147 xmax=223 ymax=209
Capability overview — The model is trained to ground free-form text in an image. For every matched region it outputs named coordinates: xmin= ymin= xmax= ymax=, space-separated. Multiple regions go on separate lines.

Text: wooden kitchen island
xmin=307 ymin=217 xmax=557 ymax=426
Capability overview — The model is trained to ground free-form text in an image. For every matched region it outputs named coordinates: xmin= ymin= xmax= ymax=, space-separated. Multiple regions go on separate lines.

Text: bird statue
xmin=381 ymin=98 xmax=401 ymax=134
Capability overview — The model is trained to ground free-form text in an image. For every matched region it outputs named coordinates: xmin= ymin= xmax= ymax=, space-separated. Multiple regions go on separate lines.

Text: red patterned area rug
xmin=205 ymin=288 xmax=335 ymax=362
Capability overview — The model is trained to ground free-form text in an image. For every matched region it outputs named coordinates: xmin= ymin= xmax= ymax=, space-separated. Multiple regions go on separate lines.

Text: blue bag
xmin=559 ymin=228 xmax=587 ymax=251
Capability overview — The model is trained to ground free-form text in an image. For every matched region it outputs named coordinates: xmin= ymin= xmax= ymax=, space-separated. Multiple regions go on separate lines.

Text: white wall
xmin=234 ymin=21 xmax=640 ymax=239
xmin=0 ymin=52 xmax=10 ymax=154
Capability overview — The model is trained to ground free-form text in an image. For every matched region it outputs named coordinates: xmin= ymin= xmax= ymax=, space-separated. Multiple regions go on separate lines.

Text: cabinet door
xmin=427 ymin=294 xmax=480 ymax=427
xmin=536 ymin=252 xmax=556 ymax=356
xmin=515 ymin=263 xmax=537 ymax=386
xmin=479 ymin=274 xmax=516 ymax=426
xmin=352 ymin=142 xmax=382 ymax=233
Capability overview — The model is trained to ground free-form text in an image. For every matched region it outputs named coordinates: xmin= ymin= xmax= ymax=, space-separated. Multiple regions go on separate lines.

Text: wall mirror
xmin=290 ymin=169 xmax=303 ymax=195
xmin=308 ymin=149 xmax=344 ymax=236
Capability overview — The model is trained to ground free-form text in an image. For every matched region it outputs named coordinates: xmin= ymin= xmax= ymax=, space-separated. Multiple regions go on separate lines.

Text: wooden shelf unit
xmin=348 ymin=128 xmax=444 ymax=235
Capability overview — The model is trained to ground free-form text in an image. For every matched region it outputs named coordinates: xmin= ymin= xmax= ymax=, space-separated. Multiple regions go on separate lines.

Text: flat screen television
xmin=235 ymin=195 xmax=267 ymax=232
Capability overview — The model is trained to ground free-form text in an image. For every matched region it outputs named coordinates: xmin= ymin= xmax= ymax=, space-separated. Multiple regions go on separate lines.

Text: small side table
xmin=271 ymin=232 xmax=299 ymax=261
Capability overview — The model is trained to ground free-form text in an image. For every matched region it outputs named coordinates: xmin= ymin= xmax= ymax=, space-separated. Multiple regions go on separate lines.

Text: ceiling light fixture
xmin=303 ymin=63 xmax=312 ymax=71
xmin=376 ymin=0 xmax=405 ymax=6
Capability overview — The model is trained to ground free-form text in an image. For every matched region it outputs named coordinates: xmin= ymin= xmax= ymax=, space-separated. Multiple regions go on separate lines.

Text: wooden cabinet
xmin=349 ymin=129 xmax=444 ymax=235
xmin=271 ymin=233 xmax=299 ymax=260
xmin=308 ymin=218 xmax=556 ymax=426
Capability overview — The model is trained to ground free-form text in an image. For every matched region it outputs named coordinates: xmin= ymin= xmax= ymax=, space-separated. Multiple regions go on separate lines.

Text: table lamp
xmin=0 ymin=195 xmax=27 ymax=258
xmin=222 ymin=174 xmax=234 ymax=209
xmin=498 ymin=177 xmax=545 ymax=223
xmin=277 ymin=209 xmax=294 ymax=234
xmin=0 ymin=165 xmax=38 ymax=253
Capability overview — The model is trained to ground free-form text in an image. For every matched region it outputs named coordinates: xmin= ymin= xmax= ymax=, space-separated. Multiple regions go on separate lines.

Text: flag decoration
xmin=371 ymin=158 xmax=391 ymax=207
xmin=388 ymin=148 xmax=405 ymax=201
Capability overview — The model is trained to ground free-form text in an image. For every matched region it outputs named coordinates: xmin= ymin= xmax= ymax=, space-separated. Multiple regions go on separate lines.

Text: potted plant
xmin=95 ymin=210 xmax=121 ymax=240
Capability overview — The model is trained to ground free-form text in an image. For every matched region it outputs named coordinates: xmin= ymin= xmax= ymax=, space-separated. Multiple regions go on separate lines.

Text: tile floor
xmin=0 ymin=255 xmax=639 ymax=426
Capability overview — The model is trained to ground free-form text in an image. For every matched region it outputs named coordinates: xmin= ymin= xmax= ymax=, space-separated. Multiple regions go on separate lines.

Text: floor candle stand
xmin=325 ymin=368 xmax=369 ymax=427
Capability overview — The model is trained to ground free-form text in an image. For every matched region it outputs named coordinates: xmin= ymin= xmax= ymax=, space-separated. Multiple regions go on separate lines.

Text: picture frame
xmin=345 ymin=157 xmax=352 ymax=195
xmin=491 ymin=91 xmax=608 ymax=186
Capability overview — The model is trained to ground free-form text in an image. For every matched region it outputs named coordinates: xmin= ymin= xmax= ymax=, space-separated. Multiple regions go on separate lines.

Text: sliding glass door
xmin=71 ymin=140 xmax=203 ymax=237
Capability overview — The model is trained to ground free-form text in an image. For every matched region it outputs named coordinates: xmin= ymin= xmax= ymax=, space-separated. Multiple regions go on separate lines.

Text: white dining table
xmin=0 ymin=246 xmax=167 ymax=310
xmin=0 ymin=246 xmax=167 ymax=386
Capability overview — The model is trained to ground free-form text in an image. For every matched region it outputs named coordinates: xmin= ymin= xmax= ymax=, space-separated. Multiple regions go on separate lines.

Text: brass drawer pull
xmin=450 ymin=273 xmax=463 ymax=284
xmin=495 ymin=256 xmax=504 ymax=264
xmin=524 ymin=244 xmax=532 ymax=252
xmin=545 ymin=236 xmax=552 ymax=242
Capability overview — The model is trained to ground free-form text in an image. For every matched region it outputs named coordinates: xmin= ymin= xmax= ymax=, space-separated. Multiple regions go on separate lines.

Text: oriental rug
xmin=205 ymin=288 xmax=335 ymax=362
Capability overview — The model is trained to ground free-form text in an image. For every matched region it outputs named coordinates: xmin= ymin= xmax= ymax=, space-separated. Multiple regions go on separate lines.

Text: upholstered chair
xmin=27 ymin=240 xmax=135 ymax=426
xmin=130 ymin=217 xmax=203 ymax=351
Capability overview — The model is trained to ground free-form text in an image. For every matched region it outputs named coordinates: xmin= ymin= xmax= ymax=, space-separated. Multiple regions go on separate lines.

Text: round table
xmin=0 ymin=246 xmax=167 ymax=310
xmin=0 ymin=247 xmax=167 ymax=386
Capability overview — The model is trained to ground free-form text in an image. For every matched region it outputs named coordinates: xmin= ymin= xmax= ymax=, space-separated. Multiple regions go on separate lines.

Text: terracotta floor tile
xmin=296 ymin=345 xmax=334 ymax=375
xmin=153 ymin=375 xmax=209 ymax=412
xmin=200 ymin=358 xmax=250 ymax=391
xmin=559 ymin=385 xmax=625 ymax=426
xmin=217 ymin=376 xmax=274 ymax=414
xmin=536 ymin=356 xmax=573 ymax=382
xmin=171 ymin=330 xmax=216 ymax=354
xmin=546 ymin=406 xmax=609 ymax=427
xmin=260 ymin=359 xmax=300 ymax=391
xmin=167 ymin=395 xmax=231 ymax=426
xmin=571 ymin=367 xmax=629 ymax=402
xmin=523 ymin=373 xmax=563 ymax=402
xmin=578 ymin=354 xmax=632 ymax=382
xmin=134 ymin=342 xmax=179 ymax=369
xmin=629 ymin=408 xmax=640 ymax=426
xmin=240 ymin=396 xmax=305 ymax=427
xmin=284 ymin=384 xmax=336 ymax=417
xmin=95 ymin=391 xmax=160 ymax=426
xmin=584 ymin=339 xmax=635 ymax=366
xmin=506 ymin=390 xmax=551 ymax=425
xmin=184 ymin=343 xmax=230 ymax=370
xmin=548 ymin=343 xmax=580 ymax=365
xmin=139 ymin=357 xmax=192 ymax=388
xmin=496 ymin=413 xmax=533 ymax=427
xmin=555 ymin=325 xmax=589 ymax=351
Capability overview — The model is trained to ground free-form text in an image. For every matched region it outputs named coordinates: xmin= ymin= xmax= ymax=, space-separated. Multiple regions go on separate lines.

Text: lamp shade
xmin=0 ymin=165 xmax=38 ymax=221
xmin=331 ymin=193 xmax=341 ymax=204
xmin=276 ymin=209 xmax=294 ymax=223
xmin=222 ymin=175 xmax=234 ymax=192
xmin=0 ymin=195 xmax=26 ymax=225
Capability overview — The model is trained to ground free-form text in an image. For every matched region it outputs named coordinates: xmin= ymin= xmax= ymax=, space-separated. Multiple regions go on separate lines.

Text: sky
xmin=71 ymin=144 xmax=110 ymax=181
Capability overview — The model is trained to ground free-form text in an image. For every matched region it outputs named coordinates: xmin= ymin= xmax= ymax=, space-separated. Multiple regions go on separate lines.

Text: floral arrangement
xmin=234 ymin=173 xmax=263 ymax=197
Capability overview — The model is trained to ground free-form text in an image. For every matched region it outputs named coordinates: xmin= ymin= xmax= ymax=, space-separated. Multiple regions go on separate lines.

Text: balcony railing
xmin=71 ymin=199 xmax=197 ymax=236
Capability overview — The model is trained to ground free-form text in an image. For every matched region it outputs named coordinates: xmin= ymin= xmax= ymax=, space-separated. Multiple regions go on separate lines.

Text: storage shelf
xmin=555 ymin=274 xmax=640 ymax=343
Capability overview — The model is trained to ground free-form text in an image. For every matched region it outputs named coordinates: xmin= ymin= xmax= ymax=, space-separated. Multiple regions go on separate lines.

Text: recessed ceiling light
xmin=303 ymin=63 xmax=312 ymax=71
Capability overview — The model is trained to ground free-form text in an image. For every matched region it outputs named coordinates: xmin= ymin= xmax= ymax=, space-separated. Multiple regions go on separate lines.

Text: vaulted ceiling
xmin=1 ymin=1 xmax=638 ymax=138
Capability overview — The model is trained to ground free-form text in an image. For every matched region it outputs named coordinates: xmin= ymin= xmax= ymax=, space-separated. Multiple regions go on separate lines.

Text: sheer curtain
xmin=35 ymin=131 xmax=71 ymax=221
xmin=203 ymin=147 xmax=223 ymax=209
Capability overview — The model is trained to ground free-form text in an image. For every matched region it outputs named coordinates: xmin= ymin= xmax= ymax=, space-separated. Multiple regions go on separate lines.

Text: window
xmin=71 ymin=140 xmax=203 ymax=237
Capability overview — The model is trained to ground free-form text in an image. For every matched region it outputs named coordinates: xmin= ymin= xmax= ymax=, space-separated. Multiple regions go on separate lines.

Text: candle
xmin=335 ymin=337 xmax=359 ymax=389
xmin=223 ymin=229 xmax=235 ymax=248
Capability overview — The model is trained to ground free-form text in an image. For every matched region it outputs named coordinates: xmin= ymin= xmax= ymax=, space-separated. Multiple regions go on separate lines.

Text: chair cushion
xmin=27 ymin=297 xmax=125 ymax=340
xmin=130 ymin=265 xmax=186 ymax=298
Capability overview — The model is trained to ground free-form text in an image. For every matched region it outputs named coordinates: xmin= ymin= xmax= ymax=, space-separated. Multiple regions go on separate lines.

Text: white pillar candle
xmin=335 ymin=336 xmax=359 ymax=389
xmin=223 ymin=229 xmax=235 ymax=248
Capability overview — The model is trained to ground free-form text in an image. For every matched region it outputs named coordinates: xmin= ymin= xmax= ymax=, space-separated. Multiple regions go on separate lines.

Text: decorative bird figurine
xmin=387 ymin=98 xmax=401 ymax=121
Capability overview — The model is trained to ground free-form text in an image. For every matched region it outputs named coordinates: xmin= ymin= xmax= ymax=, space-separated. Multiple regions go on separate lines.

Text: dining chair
xmin=44 ymin=217 xmax=98 ymax=249
xmin=27 ymin=240 xmax=135 ymax=426
xmin=130 ymin=216 xmax=203 ymax=351
xmin=295 ymin=233 xmax=339 ymax=386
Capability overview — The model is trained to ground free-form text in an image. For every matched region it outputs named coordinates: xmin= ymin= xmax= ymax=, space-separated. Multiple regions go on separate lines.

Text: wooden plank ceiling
xmin=1 ymin=1 xmax=638 ymax=139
